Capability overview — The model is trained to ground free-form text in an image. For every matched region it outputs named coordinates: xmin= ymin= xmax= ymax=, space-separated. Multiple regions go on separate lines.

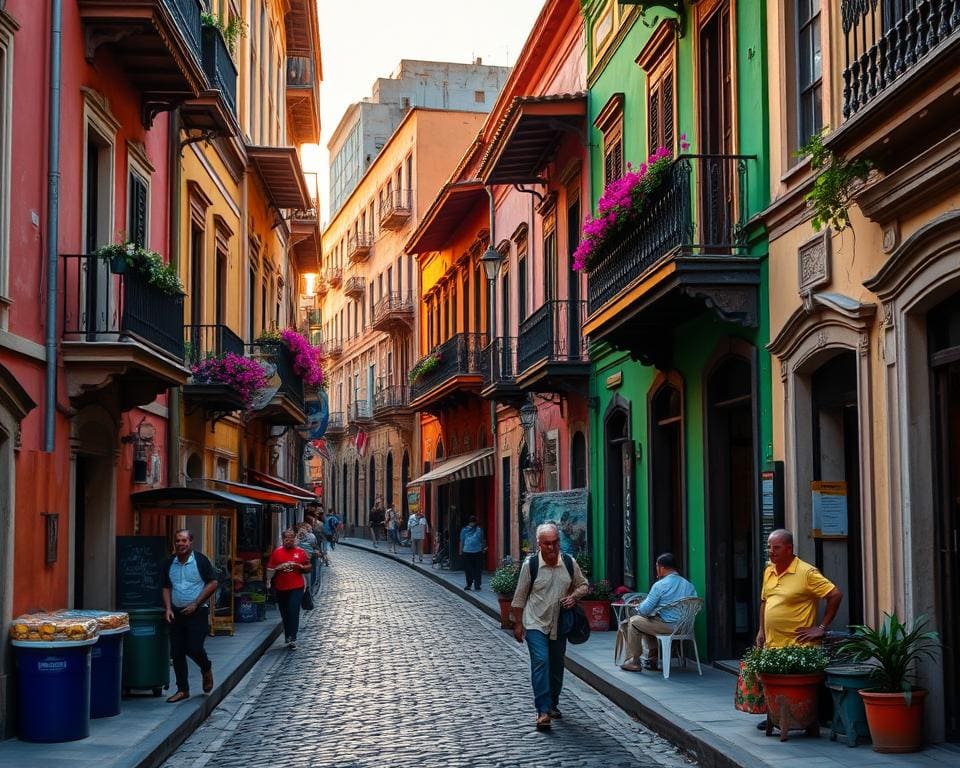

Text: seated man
xmin=620 ymin=553 xmax=697 ymax=672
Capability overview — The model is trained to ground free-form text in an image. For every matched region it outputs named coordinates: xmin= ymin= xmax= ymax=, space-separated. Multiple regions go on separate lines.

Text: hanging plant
xmin=280 ymin=328 xmax=325 ymax=389
xmin=200 ymin=12 xmax=248 ymax=55
xmin=408 ymin=351 xmax=441 ymax=384
xmin=94 ymin=242 xmax=184 ymax=296
xmin=797 ymin=130 xmax=872 ymax=233
xmin=190 ymin=353 xmax=269 ymax=409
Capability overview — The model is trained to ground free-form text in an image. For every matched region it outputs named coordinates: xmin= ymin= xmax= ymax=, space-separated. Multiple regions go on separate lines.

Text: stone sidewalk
xmin=341 ymin=537 xmax=960 ymax=768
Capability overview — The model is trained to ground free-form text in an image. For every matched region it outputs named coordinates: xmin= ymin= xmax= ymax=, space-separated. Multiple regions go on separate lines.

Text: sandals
xmin=535 ymin=713 xmax=552 ymax=731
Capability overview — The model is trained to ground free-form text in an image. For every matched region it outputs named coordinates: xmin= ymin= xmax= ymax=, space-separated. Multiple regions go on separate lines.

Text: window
xmin=796 ymin=0 xmax=823 ymax=148
xmin=595 ymin=93 xmax=625 ymax=186
xmin=544 ymin=431 xmax=559 ymax=492
xmin=517 ymin=243 xmax=528 ymax=323
xmin=543 ymin=216 xmax=557 ymax=303
xmin=0 ymin=18 xmax=9 ymax=308
xmin=474 ymin=90 xmax=485 ymax=103
xmin=647 ymin=60 xmax=675 ymax=156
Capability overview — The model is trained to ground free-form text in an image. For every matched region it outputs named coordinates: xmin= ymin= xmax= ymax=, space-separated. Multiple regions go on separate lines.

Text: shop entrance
xmin=706 ymin=355 xmax=756 ymax=659
xmin=649 ymin=379 xmax=685 ymax=574
xmin=604 ymin=403 xmax=633 ymax=588
xmin=930 ymin=295 xmax=960 ymax=741
xmin=810 ymin=352 xmax=863 ymax=630
xmin=73 ymin=451 xmax=114 ymax=609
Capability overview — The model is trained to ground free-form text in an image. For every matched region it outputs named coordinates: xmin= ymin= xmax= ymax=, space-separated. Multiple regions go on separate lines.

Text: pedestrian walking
xmin=385 ymin=504 xmax=401 ymax=554
xmin=510 ymin=522 xmax=588 ymax=731
xmin=324 ymin=510 xmax=340 ymax=551
xmin=161 ymin=529 xmax=218 ymax=703
xmin=754 ymin=528 xmax=843 ymax=731
xmin=407 ymin=509 xmax=428 ymax=563
xmin=267 ymin=528 xmax=312 ymax=649
xmin=369 ymin=498 xmax=385 ymax=547
xmin=297 ymin=521 xmax=320 ymax=593
xmin=459 ymin=515 xmax=486 ymax=590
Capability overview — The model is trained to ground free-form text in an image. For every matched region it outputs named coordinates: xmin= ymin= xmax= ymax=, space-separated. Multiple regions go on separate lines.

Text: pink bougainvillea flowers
xmin=190 ymin=353 xmax=269 ymax=408
xmin=280 ymin=328 xmax=326 ymax=389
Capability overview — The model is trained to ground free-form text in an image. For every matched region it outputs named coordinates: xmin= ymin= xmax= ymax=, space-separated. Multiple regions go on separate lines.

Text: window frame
xmin=594 ymin=93 xmax=625 ymax=187
xmin=795 ymin=0 xmax=823 ymax=150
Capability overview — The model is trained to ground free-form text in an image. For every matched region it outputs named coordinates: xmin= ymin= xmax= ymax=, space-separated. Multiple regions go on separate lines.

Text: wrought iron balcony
xmin=347 ymin=232 xmax=374 ymax=263
xmin=182 ymin=323 xmax=247 ymax=412
xmin=348 ymin=399 xmax=373 ymax=425
xmin=481 ymin=337 xmax=523 ymax=401
xmin=373 ymin=384 xmax=411 ymax=415
xmin=286 ymin=56 xmax=314 ymax=89
xmin=246 ymin=340 xmax=305 ymax=424
xmin=409 ymin=333 xmax=488 ymax=402
xmin=372 ymin=291 xmax=414 ymax=333
xmin=60 ymin=254 xmax=187 ymax=408
xmin=379 ymin=189 xmax=413 ymax=230
xmin=305 ymin=308 xmax=322 ymax=327
xmin=326 ymin=267 xmax=343 ymax=288
xmin=325 ymin=340 xmax=343 ymax=359
xmin=344 ymin=275 xmax=365 ymax=298
xmin=841 ymin=0 xmax=960 ymax=120
xmin=586 ymin=154 xmax=751 ymax=317
xmin=517 ymin=300 xmax=588 ymax=374
xmin=200 ymin=26 xmax=237 ymax=116
xmin=316 ymin=279 xmax=328 ymax=297
xmin=325 ymin=411 xmax=346 ymax=437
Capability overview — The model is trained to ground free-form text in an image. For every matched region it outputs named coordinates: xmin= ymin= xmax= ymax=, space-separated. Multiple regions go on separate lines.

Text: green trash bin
xmin=121 ymin=608 xmax=169 ymax=697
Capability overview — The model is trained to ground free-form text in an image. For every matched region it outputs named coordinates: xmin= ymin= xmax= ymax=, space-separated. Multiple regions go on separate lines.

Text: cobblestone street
xmin=163 ymin=548 xmax=693 ymax=768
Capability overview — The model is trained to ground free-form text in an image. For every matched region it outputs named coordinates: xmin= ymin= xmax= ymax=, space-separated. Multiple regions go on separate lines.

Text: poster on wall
xmin=811 ymin=481 xmax=848 ymax=538
xmin=523 ymin=489 xmax=588 ymax=556
xmin=407 ymin=487 xmax=421 ymax=516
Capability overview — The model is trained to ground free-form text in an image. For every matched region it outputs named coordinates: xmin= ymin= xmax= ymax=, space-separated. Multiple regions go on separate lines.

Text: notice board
xmin=115 ymin=536 xmax=169 ymax=609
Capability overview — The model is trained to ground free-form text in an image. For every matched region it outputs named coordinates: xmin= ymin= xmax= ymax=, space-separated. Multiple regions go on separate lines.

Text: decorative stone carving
xmin=780 ymin=360 xmax=788 ymax=382
xmin=683 ymin=286 xmax=758 ymax=327
xmin=798 ymin=232 xmax=831 ymax=297
xmin=882 ymin=222 xmax=900 ymax=254
xmin=882 ymin=302 xmax=894 ymax=329
xmin=859 ymin=332 xmax=870 ymax=357
xmin=815 ymin=330 xmax=829 ymax=348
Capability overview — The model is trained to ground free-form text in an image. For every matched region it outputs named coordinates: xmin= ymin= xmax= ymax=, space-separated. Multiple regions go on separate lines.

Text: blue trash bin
xmin=14 ymin=638 xmax=96 ymax=742
xmin=91 ymin=628 xmax=128 ymax=718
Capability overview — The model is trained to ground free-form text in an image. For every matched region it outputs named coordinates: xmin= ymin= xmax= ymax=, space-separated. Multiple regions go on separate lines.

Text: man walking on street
xmin=459 ymin=515 xmax=486 ymax=590
xmin=162 ymin=529 xmax=218 ymax=703
xmin=369 ymin=498 xmax=385 ymax=548
xmin=408 ymin=509 xmax=428 ymax=563
xmin=620 ymin=552 xmax=697 ymax=672
xmin=511 ymin=523 xmax=588 ymax=731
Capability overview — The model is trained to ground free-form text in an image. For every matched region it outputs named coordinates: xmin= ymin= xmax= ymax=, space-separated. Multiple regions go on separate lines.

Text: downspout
xmin=486 ymin=187 xmax=497 ymax=440
xmin=44 ymin=0 xmax=63 ymax=452
xmin=167 ymin=110 xmax=182 ymax=484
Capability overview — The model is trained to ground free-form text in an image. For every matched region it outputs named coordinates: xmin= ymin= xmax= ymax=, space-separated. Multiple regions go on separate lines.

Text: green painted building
xmin=580 ymin=0 xmax=771 ymax=661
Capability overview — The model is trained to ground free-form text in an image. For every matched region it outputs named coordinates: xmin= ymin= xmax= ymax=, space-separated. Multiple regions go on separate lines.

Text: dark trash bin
xmin=14 ymin=638 xmax=96 ymax=742
xmin=121 ymin=608 xmax=169 ymax=696
xmin=91 ymin=627 xmax=128 ymax=718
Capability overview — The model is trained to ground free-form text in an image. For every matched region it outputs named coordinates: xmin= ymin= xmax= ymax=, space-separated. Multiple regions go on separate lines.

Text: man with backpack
xmin=510 ymin=522 xmax=588 ymax=731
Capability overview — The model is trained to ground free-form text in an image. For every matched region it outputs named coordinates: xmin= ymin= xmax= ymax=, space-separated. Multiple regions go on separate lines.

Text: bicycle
xmin=431 ymin=531 xmax=450 ymax=569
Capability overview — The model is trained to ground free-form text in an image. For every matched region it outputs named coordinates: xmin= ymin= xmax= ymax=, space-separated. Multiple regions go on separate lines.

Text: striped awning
xmin=407 ymin=448 xmax=495 ymax=487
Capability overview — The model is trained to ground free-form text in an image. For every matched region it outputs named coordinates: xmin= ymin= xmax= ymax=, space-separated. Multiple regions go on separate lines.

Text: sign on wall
xmin=523 ymin=488 xmax=588 ymax=556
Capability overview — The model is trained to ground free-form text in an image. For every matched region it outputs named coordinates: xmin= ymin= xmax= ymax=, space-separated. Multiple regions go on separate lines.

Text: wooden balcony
xmin=61 ymin=254 xmax=187 ymax=410
xmin=583 ymin=154 xmax=759 ymax=369
xmin=343 ymin=275 xmax=365 ymax=299
xmin=286 ymin=55 xmax=320 ymax=145
xmin=371 ymin=291 xmax=414 ymax=334
xmin=182 ymin=323 xmax=247 ymax=413
xmin=347 ymin=232 xmax=374 ymax=263
xmin=379 ymin=189 xmax=413 ymax=230
xmin=480 ymin=337 xmax=523 ymax=403
xmin=516 ymin=300 xmax=589 ymax=394
xmin=409 ymin=333 xmax=487 ymax=411
xmin=78 ymin=0 xmax=207 ymax=127
xmin=245 ymin=341 xmax=306 ymax=425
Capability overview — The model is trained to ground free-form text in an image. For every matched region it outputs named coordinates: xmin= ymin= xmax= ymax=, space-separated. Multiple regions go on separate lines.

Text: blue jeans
xmin=276 ymin=587 xmax=304 ymax=642
xmin=309 ymin=553 xmax=319 ymax=591
xmin=525 ymin=628 xmax=567 ymax=715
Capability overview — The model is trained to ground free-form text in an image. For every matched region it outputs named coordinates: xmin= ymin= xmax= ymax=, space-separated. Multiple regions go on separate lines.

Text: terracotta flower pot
xmin=496 ymin=596 xmax=514 ymax=629
xmin=758 ymin=672 xmax=824 ymax=741
xmin=580 ymin=600 xmax=611 ymax=631
xmin=859 ymin=688 xmax=927 ymax=753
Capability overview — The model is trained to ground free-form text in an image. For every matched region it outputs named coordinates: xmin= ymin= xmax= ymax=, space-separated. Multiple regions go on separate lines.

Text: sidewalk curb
xmin=342 ymin=540 xmax=765 ymax=768
xmin=132 ymin=620 xmax=283 ymax=768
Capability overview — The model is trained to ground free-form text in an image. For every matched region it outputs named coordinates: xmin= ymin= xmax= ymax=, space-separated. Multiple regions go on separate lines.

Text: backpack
xmin=525 ymin=552 xmax=574 ymax=597
xmin=524 ymin=553 xmax=590 ymax=645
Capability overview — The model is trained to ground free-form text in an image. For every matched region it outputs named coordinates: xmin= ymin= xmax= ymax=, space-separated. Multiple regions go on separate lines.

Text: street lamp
xmin=518 ymin=397 xmax=537 ymax=431
xmin=480 ymin=245 xmax=502 ymax=284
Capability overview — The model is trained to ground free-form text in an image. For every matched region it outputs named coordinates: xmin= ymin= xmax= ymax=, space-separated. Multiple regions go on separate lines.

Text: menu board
xmin=115 ymin=536 xmax=169 ymax=609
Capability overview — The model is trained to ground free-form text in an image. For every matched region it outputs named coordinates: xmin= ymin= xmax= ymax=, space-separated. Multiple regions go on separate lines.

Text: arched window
xmin=385 ymin=452 xmax=394 ymax=507
xmin=571 ymin=431 xmax=587 ymax=489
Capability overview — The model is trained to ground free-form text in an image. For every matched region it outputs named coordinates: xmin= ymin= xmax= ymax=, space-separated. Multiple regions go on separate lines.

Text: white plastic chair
xmin=655 ymin=596 xmax=703 ymax=679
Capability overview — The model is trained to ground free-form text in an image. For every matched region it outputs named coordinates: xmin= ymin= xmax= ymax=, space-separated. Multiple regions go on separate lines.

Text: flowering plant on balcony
xmin=280 ymin=328 xmax=325 ymax=389
xmin=573 ymin=142 xmax=683 ymax=272
xmin=408 ymin=351 xmax=441 ymax=384
xmin=95 ymin=242 xmax=185 ymax=295
xmin=190 ymin=353 xmax=269 ymax=408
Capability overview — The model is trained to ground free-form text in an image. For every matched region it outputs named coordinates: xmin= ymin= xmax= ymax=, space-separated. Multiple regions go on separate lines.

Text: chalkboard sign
xmin=237 ymin=507 xmax=261 ymax=553
xmin=116 ymin=536 xmax=169 ymax=609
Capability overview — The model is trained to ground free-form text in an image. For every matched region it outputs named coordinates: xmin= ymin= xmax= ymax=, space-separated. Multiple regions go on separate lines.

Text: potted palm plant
xmin=839 ymin=613 xmax=939 ymax=753
xmin=744 ymin=644 xmax=829 ymax=741
xmin=490 ymin=560 xmax=520 ymax=629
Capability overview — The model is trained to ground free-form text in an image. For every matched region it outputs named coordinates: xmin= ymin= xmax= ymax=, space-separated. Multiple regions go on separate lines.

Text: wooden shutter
xmin=662 ymin=70 xmax=675 ymax=152
xmin=648 ymin=61 xmax=675 ymax=155
xmin=603 ymin=126 xmax=623 ymax=185
xmin=648 ymin=87 xmax=660 ymax=157
xmin=128 ymin=173 xmax=148 ymax=247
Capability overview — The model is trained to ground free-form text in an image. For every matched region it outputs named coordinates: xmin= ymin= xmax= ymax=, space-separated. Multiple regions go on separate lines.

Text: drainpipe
xmin=44 ymin=0 xmax=63 ymax=452
xmin=167 ymin=109 xmax=182 ymax=484
xmin=485 ymin=188 xmax=497 ymax=440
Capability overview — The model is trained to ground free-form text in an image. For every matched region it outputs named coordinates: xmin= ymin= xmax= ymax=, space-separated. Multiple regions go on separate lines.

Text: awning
xmin=210 ymin=479 xmax=314 ymax=505
xmin=247 ymin=145 xmax=311 ymax=209
xmin=404 ymin=180 xmax=487 ymax=254
xmin=131 ymin=487 xmax=263 ymax=514
xmin=478 ymin=93 xmax=587 ymax=185
xmin=247 ymin=469 xmax=317 ymax=499
xmin=407 ymin=448 xmax=495 ymax=487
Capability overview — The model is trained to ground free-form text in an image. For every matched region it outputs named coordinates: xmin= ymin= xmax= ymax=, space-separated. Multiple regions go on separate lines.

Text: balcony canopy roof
xmin=405 ymin=180 xmax=487 ymax=255
xmin=407 ymin=447 xmax=495 ymax=487
xmin=478 ymin=93 xmax=587 ymax=185
xmin=247 ymin=469 xmax=316 ymax=499
xmin=247 ymin=145 xmax=311 ymax=210
xmin=211 ymin=478 xmax=314 ymax=505
xmin=131 ymin=486 xmax=263 ymax=512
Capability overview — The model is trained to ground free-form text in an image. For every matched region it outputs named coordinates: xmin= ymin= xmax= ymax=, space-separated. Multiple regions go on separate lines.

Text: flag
xmin=354 ymin=429 xmax=368 ymax=458
xmin=310 ymin=439 xmax=331 ymax=462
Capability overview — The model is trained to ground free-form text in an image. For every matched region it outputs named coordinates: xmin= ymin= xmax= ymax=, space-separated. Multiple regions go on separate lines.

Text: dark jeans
xmin=309 ymin=553 xmax=319 ymax=591
xmin=525 ymin=628 xmax=567 ymax=714
xmin=276 ymin=587 xmax=305 ymax=642
xmin=170 ymin=606 xmax=211 ymax=693
xmin=463 ymin=551 xmax=483 ymax=588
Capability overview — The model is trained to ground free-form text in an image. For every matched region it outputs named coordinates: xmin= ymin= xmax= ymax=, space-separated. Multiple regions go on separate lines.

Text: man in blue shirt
xmin=459 ymin=516 xmax=486 ymax=591
xmin=620 ymin=553 xmax=697 ymax=672
xmin=161 ymin=529 xmax=219 ymax=702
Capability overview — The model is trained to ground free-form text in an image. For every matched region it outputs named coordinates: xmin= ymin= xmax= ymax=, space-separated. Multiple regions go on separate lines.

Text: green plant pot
xmin=108 ymin=254 xmax=127 ymax=274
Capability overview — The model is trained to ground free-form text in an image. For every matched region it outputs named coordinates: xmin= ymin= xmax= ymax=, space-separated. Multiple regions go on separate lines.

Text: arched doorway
xmin=353 ymin=459 xmax=360 ymax=527
xmin=604 ymin=396 xmax=634 ymax=588
xmin=706 ymin=352 xmax=757 ymax=659
xmin=341 ymin=461 xmax=348 ymax=520
xmin=385 ymin=452 xmax=394 ymax=507
xmin=571 ymin=431 xmax=587 ymax=489
xmin=401 ymin=451 xmax=410 ymax=520
xmin=518 ymin=445 xmax=529 ymax=553
xmin=649 ymin=376 xmax=684 ymax=574
xmin=368 ymin=456 xmax=377 ymax=520
xmin=185 ymin=452 xmax=203 ymax=484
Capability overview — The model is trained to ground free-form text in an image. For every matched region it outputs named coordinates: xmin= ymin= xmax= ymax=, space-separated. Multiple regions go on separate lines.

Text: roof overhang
xmin=247 ymin=470 xmax=317 ymax=499
xmin=211 ymin=478 xmax=314 ymax=505
xmin=181 ymin=91 xmax=243 ymax=137
xmin=407 ymin=448 xmax=495 ymax=486
xmin=479 ymin=94 xmax=587 ymax=185
xmin=405 ymin=181 xmax=487 ymax=254
xmin=131 ymin=486 xmax=263 ymax=512
xmin=247 ymin=145 xmax=311 ymax=210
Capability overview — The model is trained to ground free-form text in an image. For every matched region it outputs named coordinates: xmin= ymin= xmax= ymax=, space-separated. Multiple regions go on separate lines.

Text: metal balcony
xmin=183 ymin=323 xmax=247 ymax=412
xmin=347 ymin=232 xmax=374 ymax=263
xmin=371 ymin=291 xmax=415 ymax=334
xmin=516 ymin=300 xmax=588 ymax=392
xmin=246 ymin=341 xmax=306 ymax=425
xmin=305 ymin=308 xmax=322 ymax=327
xmin=344 ymin=275 xmax=365 ymax=298
xmin=325 ymin=340 xmax=343 ymax=359
xmin=481 ymin=337 xmax=523 ymax=402
xmin=325 ymin=411 xmax=346 ymax=439
xmin=409 ymin=333 xmax=487 ymax=404
xmin=379 ymin=189 xmax=413 ymax=230
xmin=326 ymin=267 xmax=343 ymax=288
xmin=348 ymin=399 xmax=374 ymax=426
xmin=200 ymin=26 xmax=237 ymax=117
xmin=316 ymin=279 xmax=328 ymax=297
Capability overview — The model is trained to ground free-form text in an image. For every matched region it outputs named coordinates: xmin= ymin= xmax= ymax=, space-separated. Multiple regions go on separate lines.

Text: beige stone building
xmin=763 ymin=1 xmax=960 ymax=741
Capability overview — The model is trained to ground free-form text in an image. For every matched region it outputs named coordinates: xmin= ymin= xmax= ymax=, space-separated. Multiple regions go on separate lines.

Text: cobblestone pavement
xmin=163 ymin=548 xmax=695 ymax=768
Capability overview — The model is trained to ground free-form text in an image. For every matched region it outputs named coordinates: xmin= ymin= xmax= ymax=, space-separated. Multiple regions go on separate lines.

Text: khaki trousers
xmin=625 ymin=615 xmax=675 ymax=660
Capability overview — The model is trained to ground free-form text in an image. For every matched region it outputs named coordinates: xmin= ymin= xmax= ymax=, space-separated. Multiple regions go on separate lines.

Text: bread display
xmin=10 ymin=613 xmax=98 ymax=642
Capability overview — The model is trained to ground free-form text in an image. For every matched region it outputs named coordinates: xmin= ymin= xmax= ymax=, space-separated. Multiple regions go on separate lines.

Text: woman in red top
xmin=267 ymin=528 xmax=311 ymax=649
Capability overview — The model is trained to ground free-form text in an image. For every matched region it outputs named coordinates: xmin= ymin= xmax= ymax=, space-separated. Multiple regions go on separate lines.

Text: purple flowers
xmin=190 ymin=353 xmax=270 ymax=408
xmin=280 ymin=328 xmax=326 ymax=389
xmin=573 ymin=145 xmax=676 ymax=272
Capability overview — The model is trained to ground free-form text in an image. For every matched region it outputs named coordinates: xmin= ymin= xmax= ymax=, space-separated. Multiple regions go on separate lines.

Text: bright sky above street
xmin=309 ymin=0 xmax=545 ymax=222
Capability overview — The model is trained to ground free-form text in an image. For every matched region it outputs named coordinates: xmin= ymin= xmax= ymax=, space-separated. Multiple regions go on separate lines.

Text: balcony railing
xmin=587 ymin=154 xmax=750 ymax=316
xmin=379 ymin=189 xmax=413 ymax=230
xmin=61 ymin=255 xmax=185 ymax=359
xmin=347 ymin=232 xmax=374 ymax=262
xmin=184 ymin=323 xmax=244 ymax=367
xmin=200 ymin=26 xmax=237 ymax=115
xmin=517 ymin=300 xmax=587 ymax=374
xmin=410 ymin=332 xmax=488 ymax=400
xmin=841 ymin=0 xmax=959 ymax=119
xmin=326 ymin=411 xmax=345 ymax=434
xmin=316 ymin=279 xmax=328 ymax=297
xmin=482 ymin=336 xmax=518 ymax=389
xmin=286 ymin=56 xmax=314 ymax=89
xmin=326 ymin=267 xmax=342 ymax=288
xmin=325 ymin=340 xmax=343 ymax=358
xmin=167 ymin=0 xmax=203 ymax=57
xmin=373 ymin=384 xmax=411 ymax=414
xmin=372 ymin=291 xmax=415 ymax=330
xmin=247 ymin=340 xmax=305 ymax=415
xmin=305 ymin=308 xmax=321 ymax=327
xmin=349 ymin=399 xmax=373 ymax=423
xmin=344 ymin=276 xmax=365 ymax=298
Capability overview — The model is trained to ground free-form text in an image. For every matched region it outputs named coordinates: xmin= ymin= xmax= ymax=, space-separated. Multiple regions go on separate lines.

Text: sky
xmin=308 ymin=0 xmax=546 ymax=223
